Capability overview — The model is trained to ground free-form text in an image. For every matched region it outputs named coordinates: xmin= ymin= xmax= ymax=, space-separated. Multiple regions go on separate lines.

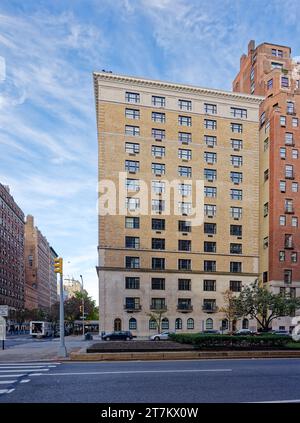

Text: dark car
xmin=200 ymin=330 xmax=221 ymax=335
xmin=102 ymin=331 xmax=133 ymax=341
xmin=271 ymin=330 xmax=291 ymax=337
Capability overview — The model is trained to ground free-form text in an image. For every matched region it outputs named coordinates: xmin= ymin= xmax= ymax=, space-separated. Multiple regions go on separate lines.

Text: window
xmin=204 ymin=241 xmax=216 ymax=253
xmin=152 ymin=218 xmax=165 ymax=230
xmin=175 ymin=318 xmax=182 ymax=330
xmin=178 ymin=202 xmax=192 ymax=215
xmin=292 ymin=118 xmax=298 ymax=128
xmin=125 ymin=160 xmax=139 ymax=173
xmin=267 ymin=79 xmax=273 ymax=89
xmin=152 ymin=257 xmax=165 ymax=270
xmin=230 ymin=281 xmax=242 ymax=292
xmin=125 ymin=125 xmax=140 ymax=136
xmin=291 ymin=252 xmax=298 ymax=263
xmin=126 ymin=178 xmax=140 ymax=192
xmin=279 ymin=215 xmax=286 ymax=226
xmin=231 ymin=189 xmax=242 ymax=200
xmin=272 ymin=49 xmax=283 ymax=57
xmin=264 ymin=169 xmax=269 ymax=181
xmin=204 ymin=119 xmax=217 ymax=129
xmin=178 ymin=99 xmax=192 ymax=111
xmin=204 ymin=223 xmax=216 ymax=234
xmin=152 ymin=163 xmax=165 ymax=175
xmin=230 ymin=172 xmax=243 ymax=184
xmin=203 ymin=300 xmax=217 ymax=312
xmin=129 ymin=318 xmax=137 ymax=330
xmin=280 ymin=116 xmax=286 ymax=126
xmin=178 ymin=115 xmax=192 ymax=126
xmin=149 ymin=319 xmax=157 ymax=330
xmin=287 ymin=101 xmax=295 ymax=114
xmin=125 ymin=108 xmax=140 ymax=119
xmin=230 ymin=243 xmax=242 ymax=254
xmin=280 ymin=180 xmax=286 ymax=192
xmin=260 ymin=112 xmax=266 ymax=126
xmin=178 ymin=132 xmax=192 ymax=144
xmin=292 ymin=216 xmax=298 ymax=227
xmin=264 ymin=202 xmax=269 ymax=217
xmin=151 ymin=298 xmax=166 ymax=310
xmin=205 ymin=318 xmax=213 ymax=330
xmin=125 ymin=217 xmax=140 ymax=229
xmin=285 ymin=165 xmax=294 ymax=179
xmin=231 ymin=107 xmax=247 ymax=118
xmin=152 ymin=145 xmax=165 ymax=157
xmin=125 ymin=91 xmax=140 ymax=103
xmin=231 ymin=123 xmax=243 ymax=133
xmin=125 ymin=142 xmax=140 ymax=154
xmin=178 ymin=149 xmax=192 ymax=160
xmin=280 ymin=147 xmax=286 ymax=159
xmin=151 ymin=278 xmax=165 ymax=290
xmin=292 ymin=149 xmax=298 ymax=159
xmin=152 ymin=238 xmax=165 ymax=250
xmin=125 ymin=297 xmax=140 ymax=311
xmin=161 ymin=318 xmax=169 ymax=330
xmin=231 ymin=207 xmax=242 ymax=219
xmin=178 ymin=166 xmax=192 ymax=177
xmin=152 ymin=180 xmax=165 ymax=194
xmin=204 ymin=260 xmax=216 ymax=272
xmin=279 ymin=251 xmax=285 ymax=262
xmin=178 ymin=183 xmax=192 ymax=196
xmin=125 ymin=277 xmax=140 ymax=289
xmin=204 ymin=103 xmax=217 ymax=114
xmin=152 ymin=95 xmax=165 ymax=107
xmin=152 ymin=128 xmax=165 ymax=140
xmin=231 ymin=139 xmax=243 ymax=150
xmin=281 ymin=76 xmax=289 ymax=88
xmin=126 ymin=197 xmax=140 ymax=211
xmin=125 ymin=236 xmax=140 ymax=249
xmin=178 ymin=259 xmax=191 ymax=270
xmin=152 ymin=112 xmax=165 ymax=123
xmin=204 ymin=152 xmax=217 ymax=164
xmin=178 ymin=220 xmax=191 ymax=232
xmin=204 ymin=204 xmax=216 ymax=217
xmin=126 ymin=256 xmax=140 ymax=269
xmin=178 ymin=240 xmax=191 ymax=251
xmin=271 ymin=62 xmax=283 ymax=70
xmin=178 ymin=279 xmax=191 ymax=291
xmin=285 ymin=234 xmax=293 ymax=249
xmin=203 ymin=280 xmax=216 ymax=291
xmin=292 ymin=182 xmax=298 ymax=193
xmin=230 ymin=225 xmax=242 ymax=236
xmin=204 ymin=169 xmax=217 ymax=181
xmin=264 ymin=138 xmax=269 ymax=151
xmin=187 ymin=318 xmax=194 ymax=330
xmin=204 ymin=135 xmax=217 ymax=147
xmin=284 ymin=269 xmax=292 ymax=284
xmin=285 ymin=133 xmax=293 ymax=145
xmin=231 ymin=155 xmax=243 ymax=167
xmin=230 ymin=261 xmax=242 ymax=273
xmin=204 ymin=186 xmax=217 ymax=198
xmin=250 ymin=68 xmax=255 ymax=81
xmin=152 ymin=199 xmax=165 ymax=212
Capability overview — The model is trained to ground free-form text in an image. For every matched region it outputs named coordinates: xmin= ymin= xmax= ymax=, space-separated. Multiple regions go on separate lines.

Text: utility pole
xmin=80 ymin=275 xmax=85 ymax=339
xmin=54 ymin=257 xmax=67 ymax=357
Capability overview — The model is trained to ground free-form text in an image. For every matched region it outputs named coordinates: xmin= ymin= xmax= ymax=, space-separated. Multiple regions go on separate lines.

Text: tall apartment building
xmin=62 ymin=277 xmax=82 ymax=300
xmin=24 ymin=215 xmax=58 ymax=310
xmin=233 ymin=40 xmax=300 ymax=330
xmin=0 ymin=184 xmax=25 ymax=310
xmin=94 ymin=72 xmax=262 ymax=336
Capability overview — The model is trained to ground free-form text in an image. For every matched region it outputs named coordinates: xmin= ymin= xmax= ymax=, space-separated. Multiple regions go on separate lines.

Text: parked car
xmin=234 ymin=329 xmax=256 ymax=336
xmin=102 ymin=331 xmax=133 ymax=341
xmin=200 ymin=330 xmax=221 ymax=335
xmin=149 ymin=331 xmax=174 ymax=341
xmin=270 ymin=330 xmax=291 ymax=337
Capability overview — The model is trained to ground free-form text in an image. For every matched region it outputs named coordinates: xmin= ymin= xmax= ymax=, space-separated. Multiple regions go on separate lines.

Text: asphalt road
xmin=0 ymin=358 xmax=300 ymax=403
xmin=3 ymin=336 xmax=54 ymax=349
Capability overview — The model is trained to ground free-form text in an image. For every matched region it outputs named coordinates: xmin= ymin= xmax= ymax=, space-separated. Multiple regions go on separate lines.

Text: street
xmin=0 ymin=358 xmax=300 ymax=403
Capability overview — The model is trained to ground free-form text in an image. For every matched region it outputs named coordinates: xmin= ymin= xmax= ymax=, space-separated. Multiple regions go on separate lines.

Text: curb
xmin=69 ymin=350 xmax=300 ymax=361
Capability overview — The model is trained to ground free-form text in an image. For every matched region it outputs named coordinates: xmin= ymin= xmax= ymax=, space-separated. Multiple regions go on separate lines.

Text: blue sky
xmin=1 ymin=0 xmax=300 ymax=302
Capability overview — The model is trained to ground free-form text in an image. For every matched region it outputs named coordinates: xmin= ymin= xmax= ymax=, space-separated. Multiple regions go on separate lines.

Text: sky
xmin=1 ymin=0 xmax=300 ymax=303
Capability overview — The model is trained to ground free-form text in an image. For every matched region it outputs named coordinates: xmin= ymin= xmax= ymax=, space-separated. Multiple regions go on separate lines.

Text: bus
xmin=30 ymin=321 xmax=54 ymax=338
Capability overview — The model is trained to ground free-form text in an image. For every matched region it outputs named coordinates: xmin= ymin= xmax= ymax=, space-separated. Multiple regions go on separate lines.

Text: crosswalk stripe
xmin=0 ymin=374 xmax=24 ymax=378
xmin=0 ymin=368 xmax=49 ymax=373
xmin=0 ymin=380 xmax=17 ymax=384
xmin=20 ymin=379 xmax=30 ymax=383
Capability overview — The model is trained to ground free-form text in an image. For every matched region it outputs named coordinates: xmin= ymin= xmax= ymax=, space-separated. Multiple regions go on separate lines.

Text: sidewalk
xmin=0 ymin=335 xmax=97 ymax=362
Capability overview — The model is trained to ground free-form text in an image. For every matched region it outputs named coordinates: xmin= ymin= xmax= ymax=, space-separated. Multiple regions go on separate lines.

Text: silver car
xmin=149 ymin=331 xmax=174 ymax=341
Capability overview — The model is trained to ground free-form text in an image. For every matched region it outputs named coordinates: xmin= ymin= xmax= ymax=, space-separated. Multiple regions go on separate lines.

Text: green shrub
xmin=169 ymin=333 xmax=292 ymax=349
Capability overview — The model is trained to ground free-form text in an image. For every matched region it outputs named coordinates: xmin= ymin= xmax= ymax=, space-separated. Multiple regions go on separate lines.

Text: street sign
xmin=0 ymin=316 xmax=6 ymax=341
xmin=0 ymin=305 xmax=8 ymax=317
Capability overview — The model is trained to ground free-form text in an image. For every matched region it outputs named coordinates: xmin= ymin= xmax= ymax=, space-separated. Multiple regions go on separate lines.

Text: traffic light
xmin=54 ymin=257 xmax=63 ymax=274
xmin=79 ymin=305 xmax=83 ymax=313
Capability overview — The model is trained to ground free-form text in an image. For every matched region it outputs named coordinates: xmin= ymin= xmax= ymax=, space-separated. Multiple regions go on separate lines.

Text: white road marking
xmin=29 ymin=373 xmax=43 ymax=376
xmin=20 ymin=379 xmax=30 ymax=383
xmin=0 ymin=374 xmax=24 ymax=378
xmin=0 ymin=380 xmax=17 ymax=384
xmin=0 ymin=389 xmax=15 ymax=394
xmin=250 ymin=399 xmax=300 ymax=403
xmin=0 ymin=368 xmax=49 ymax=373
xmin=0 ymin=362 xmax=60 ymax=366
xmin=43 ymin=368 xmax=233 ymax=376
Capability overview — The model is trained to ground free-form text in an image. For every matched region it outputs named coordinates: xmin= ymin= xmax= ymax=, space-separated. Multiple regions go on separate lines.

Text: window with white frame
xmin=231 ymin=189 xmax=242 ymax=200
xmin=231 ymin=107 xmax=247 ymax=118
xmin=152 ymin=95 xmax=165 ymax=107
xmin=280 ymin=116 xmax=286 ymax=126
xmin=126 ymin=178 xmax=140 ymax=192
xmin=204 ymin=186 xmax=217 ymax=198
xmin=292 ymin=149 xmax=298 ymax=159
xmin=204 ymin=151 xmax=217 ymax=164
xmin=178 ymin=202 xmax=192 ymax=215
xmin=292 ymin=117 xmax=298 ymax=127
xmin=178 ymin=99 xmax=192 ymax=111
xmin=292 ymin=182 xmax=298 ymax=192
xmin=152 ymin=128 xmax=165 ymax=140
xmin=178 ymin=183 xmax=192 ymax=196
xmin=204 ymin=204 xmax=216 ymax=217
xmin=231 ymin=155 xmax=243 ymax=167
xmin=231 ymin=139 xmax=243 ymax=150
xmin=126 ymin=197 xmax=140 ymax=211
xmin=125 ymin=125 xmax=140 ymax=136
xmin=178 ymin=132 xmax=192 ymax=144
xmin=178 ymin=115 xmax=192 ymax=126
xmin=152 ymin=145 xmax=165 ymax=157
xmin=279 ymin=215 xmax=286 ymax=226
xmin=125 ymin=92 xmax=140 ymax=103
xmin=285 ymin=132 xmax=294 ymax=145
xmin=152 ymin=112 xmax=165 ymax=123
xmin=280 ymin=147 xmax=286 ymax=159
xmin=125 ymin=160 xmax=140 ymax=173
xmin=152 ymin=180 xmax=166 ymax=194
xmin=204 ymin=119 xmax=217 ymax=130
xmin=178 ymin=166 xmax=192 ymax=177
xmin=231 ymin=123 xmax=243 ymax=133
xmin=204 ymin=135 xmax=217 ymax=147
xmin=125 ymin=142 xmax=140 ymax=154
xmin=204 ymin=103 xmax=217 ymax=114
xmin=125 ymin=108 xmax=140 ymax=119
xmin=231 ymin=207 xmax=242 ymax=219
xmin=152 ymin=199 xmax=165 ymax=212
xmin=204 ymin=168 xmax=217 ymax=181
xmin=152 ymin=163 xmax=165 ymax=175
xmin=178 ymin=149 xmax=192 ymax=160
xmin=281 ymin=76 xmax=289 ymax=88
xmin=230 ymin=172 xmax=243 ymax=184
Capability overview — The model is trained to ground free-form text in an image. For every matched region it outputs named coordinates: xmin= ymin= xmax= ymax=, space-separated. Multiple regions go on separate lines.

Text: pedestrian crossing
xmin=0 ymin=362 xmax=60 ymax=395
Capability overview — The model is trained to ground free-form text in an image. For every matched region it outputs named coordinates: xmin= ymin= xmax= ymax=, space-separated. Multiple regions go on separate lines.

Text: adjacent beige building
xmin=94 ymin=72 xmax=263 ymax=336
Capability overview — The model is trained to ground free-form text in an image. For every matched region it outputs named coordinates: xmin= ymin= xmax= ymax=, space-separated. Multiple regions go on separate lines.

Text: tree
xmin=147 ymin=309 xmax=167 ymax=334
xmin=219 ymin=290 xmax=239 ymax=333
xmin=233 ymin=280 xmax=300 ymax=332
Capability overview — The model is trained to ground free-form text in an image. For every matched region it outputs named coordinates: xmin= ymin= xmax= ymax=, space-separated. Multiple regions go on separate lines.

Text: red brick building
xmin=0 ymin=184 xmax=25 ymax=310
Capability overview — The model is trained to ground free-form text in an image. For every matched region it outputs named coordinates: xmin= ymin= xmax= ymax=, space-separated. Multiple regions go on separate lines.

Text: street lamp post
xmin=80 ymin=275 xmax=85 ymax=339
xmin=54 ymin=257 xmax=67 ymax=358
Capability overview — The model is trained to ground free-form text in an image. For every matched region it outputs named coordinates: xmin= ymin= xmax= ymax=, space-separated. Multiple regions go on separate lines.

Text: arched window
xmin=161 ymin=318 xmax=169 ymax=330
xmin=242 ymin=318 xmax=249 ymax=329
xmin=221 ymin=319 xmax=229 ymax=330
xmin=114 ymin=318 xmax=122 ymax=331
xmin=205 ymin=318 xmax=213 ymax=330
xmin=129 ymin=318 xmax=137 ymax=330
xmin=175 ymin=318 xmax=182 ymax=330
xmin=187 ymin=318 xmax=194 ymax=330
xmin=149 ymin=318 xmax=157 ymax=330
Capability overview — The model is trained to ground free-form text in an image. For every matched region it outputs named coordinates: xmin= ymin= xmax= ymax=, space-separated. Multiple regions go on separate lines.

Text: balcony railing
xmin=150 ymin=305 xmax=167 ymax=311
xmin=177 ymin=304 xmax=193 ymax=313
xmin=202 ymin=305 xmax=219 ymax=313
xmin=124 ymin=304 xmax=142 ymax=312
